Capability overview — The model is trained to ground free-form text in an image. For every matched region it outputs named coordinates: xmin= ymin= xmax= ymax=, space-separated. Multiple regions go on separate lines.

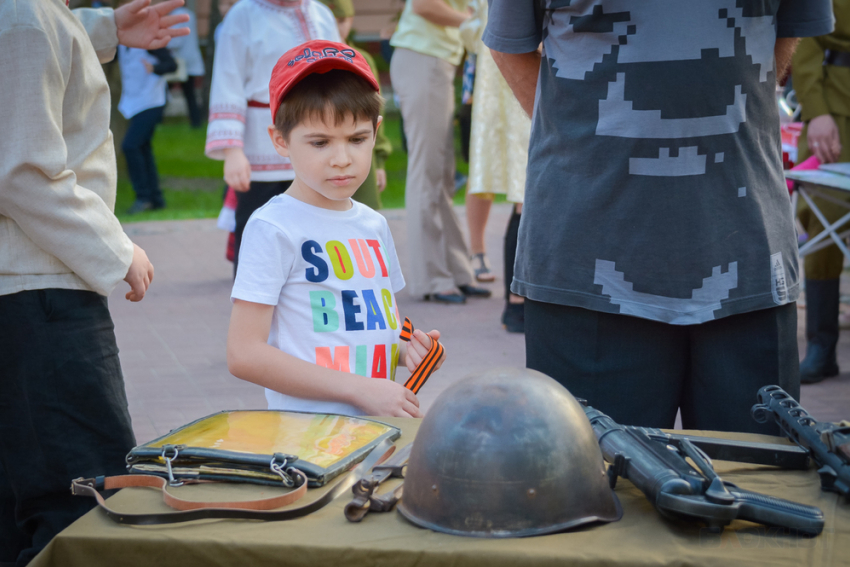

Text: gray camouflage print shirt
xmin=484 ymin=0 xmax=833 ymax=324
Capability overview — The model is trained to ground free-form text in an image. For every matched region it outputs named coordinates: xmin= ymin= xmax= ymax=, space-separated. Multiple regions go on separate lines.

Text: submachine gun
xmin=752 ymin=385 xmax=850 ymax=499
xmin=580 ymin=402 xmax=825 ymax=536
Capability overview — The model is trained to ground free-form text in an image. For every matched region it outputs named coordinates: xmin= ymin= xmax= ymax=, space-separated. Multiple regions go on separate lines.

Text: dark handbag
xmin=71 ymin=411 xmax=401 ymax=525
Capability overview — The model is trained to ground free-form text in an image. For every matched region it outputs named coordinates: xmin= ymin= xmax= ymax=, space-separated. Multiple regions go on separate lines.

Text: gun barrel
xmin=752 ymin=386 xmax=850 ymax=498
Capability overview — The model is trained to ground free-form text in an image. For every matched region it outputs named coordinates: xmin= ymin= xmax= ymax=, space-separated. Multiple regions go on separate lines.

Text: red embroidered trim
xmin=253 ymin=0 xmax=303 ymax=10
xmin=250 ymin=163 xmax=294 ymax=171
xmin=206 ymin=139 xmax=244 ymax=151
xmin=294 ymin=7 xmax=311 ymax=40
xmin=209 ymin=112 xmax=247 ymax=123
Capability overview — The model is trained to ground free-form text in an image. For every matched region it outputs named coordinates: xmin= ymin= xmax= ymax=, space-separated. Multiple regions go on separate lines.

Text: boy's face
xmin=268 ymin=112 xmax=381 ymax=211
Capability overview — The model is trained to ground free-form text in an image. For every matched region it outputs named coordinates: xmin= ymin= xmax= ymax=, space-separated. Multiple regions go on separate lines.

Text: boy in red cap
xmin=226 ymin=41 xmax=444 ymax=418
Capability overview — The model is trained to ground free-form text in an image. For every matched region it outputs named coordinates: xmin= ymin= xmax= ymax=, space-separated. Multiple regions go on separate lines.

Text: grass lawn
xmin=117 ymin=114 xmax=503 ymax=223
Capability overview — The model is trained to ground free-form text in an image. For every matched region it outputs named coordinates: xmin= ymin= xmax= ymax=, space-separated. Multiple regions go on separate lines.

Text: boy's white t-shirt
xmin=231 ymin=195 xmax=406 ymax=416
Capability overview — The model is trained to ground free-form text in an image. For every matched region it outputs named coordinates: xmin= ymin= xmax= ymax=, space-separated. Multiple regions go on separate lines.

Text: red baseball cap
xmin=268 ymin=40 xmax=380 ymax=123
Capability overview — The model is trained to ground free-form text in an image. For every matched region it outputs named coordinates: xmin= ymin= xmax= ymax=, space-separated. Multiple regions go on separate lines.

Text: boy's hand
xmin=224 ymin=147 xmax=252 ymax=192
xmin=357 ymin=379 xmax=422 ymax=418
xmin=405 ymin=329 xmax=445 ymax=374
xmin=376 ymin=169 xmax=387 ymax=192
xmin=124 ymin=243 xmax=154 ymax=302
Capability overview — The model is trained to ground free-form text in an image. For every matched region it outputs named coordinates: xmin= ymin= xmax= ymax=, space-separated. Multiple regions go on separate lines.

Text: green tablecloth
xmin=31 ymin=419 xmax=849 ymax=567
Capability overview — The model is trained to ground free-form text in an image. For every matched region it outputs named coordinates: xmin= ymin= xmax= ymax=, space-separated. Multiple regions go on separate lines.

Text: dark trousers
xmin=525 ymin=300 xmax=799 ymax=435
xmin=504 ymin=206 xmax=521 ymax=302
xmin=122 ymin=105 xmax=165 ymax=207
xmin=233 ymin=180 xmax=292 ymax=276
xmin=179 ymin=77 xmax=202 ymax=128
xmin=0 ymin=290 xmax=135 ymax=566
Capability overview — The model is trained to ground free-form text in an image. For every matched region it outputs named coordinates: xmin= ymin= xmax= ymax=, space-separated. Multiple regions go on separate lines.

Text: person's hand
xmin=224 ymin=147 xmax=252 ymax=192
xmin=142 ymin=60 xmax=153 ymax=73
xmin=115 ymin=0 xmax=191 ymax=50
xmin=808 ymin=114 xmax=842 ymax=164
xmin=356 ymin=379 xmax=422 ymax=418
xmin=376 ymin=168 xmax=387 ymax=192
xmin=124 ymin=243 xmax=154 ymax=302
xmin=405 ymin=329 xmax=445 ymax=374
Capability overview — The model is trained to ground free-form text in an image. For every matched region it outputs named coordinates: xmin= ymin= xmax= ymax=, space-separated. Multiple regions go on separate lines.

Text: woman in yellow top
xmin=388 ymin=0 xmax=491 ymax=304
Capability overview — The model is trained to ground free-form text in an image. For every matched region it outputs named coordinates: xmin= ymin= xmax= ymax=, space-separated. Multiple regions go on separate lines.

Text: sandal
xmin=471 ymin=253 xmax=496 ymax=283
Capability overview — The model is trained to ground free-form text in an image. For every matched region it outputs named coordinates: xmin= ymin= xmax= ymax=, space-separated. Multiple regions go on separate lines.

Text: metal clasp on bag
xmin=161 ymin=445 xmax=185 ymax=487
xmin=270 ymin=453 xmax=299 ymax=488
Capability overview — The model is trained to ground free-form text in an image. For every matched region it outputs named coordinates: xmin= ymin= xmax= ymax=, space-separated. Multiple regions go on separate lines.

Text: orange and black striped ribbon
xmin=399 ymin=317 xmax=443 ymax=395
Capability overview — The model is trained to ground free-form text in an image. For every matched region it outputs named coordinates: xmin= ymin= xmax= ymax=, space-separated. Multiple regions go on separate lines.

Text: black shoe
xmin=458 ymin=284 xmax=492 ymax=298
xmin=127 ymin=200 xmax=153 ymax=215
xmin=151 ymin=201 xmax=166 ymax=210
xmin=502 ymin=303 xmax=525 ymax=333
xmin=425 ymin=292 xmax=466 ymax=304
xmin=800 ymin=343 xmax=839 ymax=384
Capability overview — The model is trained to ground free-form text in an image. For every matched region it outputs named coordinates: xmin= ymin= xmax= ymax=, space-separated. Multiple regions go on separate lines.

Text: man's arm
xmin=72 ymin=8 xmax=120 ymax=63
xmin=412 ymin=0 xmax=468 ymax=28
xmin=489 ymin=49 xmax=541 ymax=118
xmin=0 ymin=25 xmax=138 ymax=297
xmin=774 ymin=37 xmax=800 ymax=85
xmin=791 ymin=36 xmax=842 ymax=163
xmin=227 ymin=300 xmax=423 ymax=417
xmin=482 ymin=0 xmax=543 ymax=115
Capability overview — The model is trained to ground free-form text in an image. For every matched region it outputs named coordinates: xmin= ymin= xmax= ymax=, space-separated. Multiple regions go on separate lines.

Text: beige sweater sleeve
xmin=0 ymin=22 xmax=133 ymax=296
xmin=73 ymin=7 xmax=119 ymax=63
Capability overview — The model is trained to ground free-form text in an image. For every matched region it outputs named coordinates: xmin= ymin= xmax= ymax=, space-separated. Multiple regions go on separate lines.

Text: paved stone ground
xmin=111 ymin=203 xmax=850 ymax=443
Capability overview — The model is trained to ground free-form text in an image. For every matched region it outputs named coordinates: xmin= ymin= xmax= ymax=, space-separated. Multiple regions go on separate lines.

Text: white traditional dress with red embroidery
xmin=205 ymin=0 xmax=339 ymax=181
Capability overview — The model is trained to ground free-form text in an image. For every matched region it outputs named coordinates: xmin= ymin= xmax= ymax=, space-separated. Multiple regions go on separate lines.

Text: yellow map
xmin=144 ymin=411 xmax=393 ymax=469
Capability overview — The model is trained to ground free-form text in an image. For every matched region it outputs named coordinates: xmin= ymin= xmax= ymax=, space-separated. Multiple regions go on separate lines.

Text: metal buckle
xmin=161 ymin=445 xmax=184 ymax=487
xmin=71 ymin=477 xmax=94 ymax=495
xmin=270 ymin=453 xmax=299 ymax=488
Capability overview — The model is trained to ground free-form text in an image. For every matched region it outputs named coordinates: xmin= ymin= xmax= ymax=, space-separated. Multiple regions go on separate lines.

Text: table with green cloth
xmin=31 ymin=418 xmax=849 ymax=567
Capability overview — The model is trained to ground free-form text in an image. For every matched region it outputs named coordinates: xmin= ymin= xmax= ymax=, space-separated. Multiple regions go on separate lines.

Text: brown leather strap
xmin=102 ymin=473 xmax=308 ymax=511
xmin=71 ymin=439 xmax=395 ymax=525
xmin=247 ymin=100 xmax=271 ymax=108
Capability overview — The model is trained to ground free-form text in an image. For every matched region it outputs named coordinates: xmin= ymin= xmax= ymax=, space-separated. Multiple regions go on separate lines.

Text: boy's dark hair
xmin=274 ymin=69 xmax=382 ymax=139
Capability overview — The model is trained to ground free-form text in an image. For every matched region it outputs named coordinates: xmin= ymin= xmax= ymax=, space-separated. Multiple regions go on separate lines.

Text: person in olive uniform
xmin=793 ymin=0 xmax=850 ymax=384
xmin=319 ymin=0 xmax=393 ymax=210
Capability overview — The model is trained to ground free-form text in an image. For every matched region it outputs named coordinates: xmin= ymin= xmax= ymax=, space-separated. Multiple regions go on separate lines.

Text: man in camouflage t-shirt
xmin=484 ymin=0 xmax=834 ymax=433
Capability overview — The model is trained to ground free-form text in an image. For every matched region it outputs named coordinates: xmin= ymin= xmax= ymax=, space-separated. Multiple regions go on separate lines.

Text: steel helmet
xmin=397 ymin=367 xmax=622 ymax=537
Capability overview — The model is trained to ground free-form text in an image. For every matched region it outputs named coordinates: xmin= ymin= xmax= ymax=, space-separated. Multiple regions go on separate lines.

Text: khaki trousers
xmin=390 ymin=48 xmax=473 ymax=297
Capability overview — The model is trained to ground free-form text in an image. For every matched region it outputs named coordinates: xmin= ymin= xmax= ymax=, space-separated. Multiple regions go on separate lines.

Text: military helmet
xmin=397 ymin=367 xmax=622 ymax=538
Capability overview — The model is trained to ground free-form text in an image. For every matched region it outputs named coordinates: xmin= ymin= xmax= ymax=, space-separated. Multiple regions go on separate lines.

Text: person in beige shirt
xmin=389 ymin=0 xmax=491 ymax=304
xmin=0 ymin=1 xmax=188 ymax=564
